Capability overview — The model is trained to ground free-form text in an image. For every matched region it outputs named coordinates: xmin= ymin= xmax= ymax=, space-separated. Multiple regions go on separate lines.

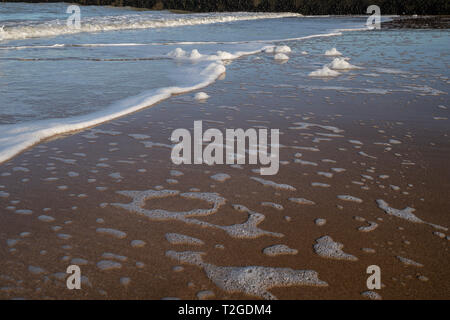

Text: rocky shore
xmin=383 ymin=15 xmax=450 ymax=29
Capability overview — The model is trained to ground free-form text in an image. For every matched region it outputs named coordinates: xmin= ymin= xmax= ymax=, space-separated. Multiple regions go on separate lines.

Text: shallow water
xmin=0 ymin=3 xmax=448 ymax=164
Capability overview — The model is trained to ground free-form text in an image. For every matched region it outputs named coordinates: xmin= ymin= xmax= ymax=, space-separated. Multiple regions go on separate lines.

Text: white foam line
xmin=0 ymin=32 xmax=342 ymax=50
xmin=0 ymin=61 xmax=225 ymax=164
xmin=0 ymin=30 xmax=346 ymax=164
xmin=1 ymin=12 xmax=302 ymax=41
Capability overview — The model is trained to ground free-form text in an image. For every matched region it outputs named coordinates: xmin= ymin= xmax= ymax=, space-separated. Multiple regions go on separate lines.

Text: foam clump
xmin=28 ymin=265 xmax=45 ymax=275
xmin=168 ymin=48 xmax=203 ymax=60
xmin=219 ymin=205 xmax=283 ymax=239
xmin=38 ymin=215 xmax=55 ymax=222
xmin=290 ymin=122 xmax=344 ymax=134
xmin=397 ymin=256 xmax=423 ymax=267
xmin=215 ymin=51 xmax=236 ymax=60
xmin=324 ymin=48 xmax=342 ymax=56
xmin=170 ymin=170 xmax=184 ymax=177
xmin=120 ymin=277 xmax=131 ymax=286
xmin=376 ymin=200 xmax=423 ymax=223
xmin=261 ymin=202 xmax=284 ymax=210
xmin=166 ymin=233 xmax=204 ymax=246
xmin=263 ymin=244 xmax=298 ymax=257
xmin=96 ymin=228 xmax=127 ymax=239
xmin=194 ymin=92 xmax=210 ymax=101
xmin=0 ymin=191 xmax=10 ymax=198
xmin=289 ymin=198 xmax=315 ymax=205
xmin=112 ymin=189 xmax=226 ymax=221
xmin=315 ymin=219 xmax=327 ymax=226
xmin=210 ymin=173 xmax=231 ymax=182
xmin=361 ymin=291 xmax=382 ymax=300
xmin=274 ymin=53 xmax=289 ymax=61
xmin=128 ymin=134 xmax=150 ymax=140
xmin=197 ymin=290 xmax=215 ymax=300
xmin=337 ymin=195 xmax=363 ymax=203
xmin=131 ymin=240 xmax=146 ymax=248
xmin=251 ymin=177 xmax=296 ymax=191
xmin=113 ymin=190 xmax=282 ymax=239
xmin=328 ymin=57 xmax=360 ymax=70
xmin=276 ymin=46 xmax=292 ymax=53
xmin=7 ymin=239 xmax=19 ymax=247
xmin=166 ymin=250 xmax=327 ymax=300
xmin=314 ymin=236 xmax=358 ymax=261
xmin=358 ymin=221 xmax=378 ymax=232
xmin=266 ymin=46 xmax=292 ymax=54
xmin=102 ymin=252 xmax=128 ymax=262
xmin=71 ymin=258 xmax=89 ymax=265
xmin=15 ymin=209 xmax=33 ymax=215
xmin=309 ymin=66 xmax=340 ymax=77
xmin=97 ymin=260 xmax=122 ymax=271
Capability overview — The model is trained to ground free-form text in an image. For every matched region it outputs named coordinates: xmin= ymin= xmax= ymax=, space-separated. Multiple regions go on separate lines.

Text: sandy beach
xmin=1 ymin=48 xmax=449 ymax=299
xmin=0 ymin=4 xmax=449 ymax=300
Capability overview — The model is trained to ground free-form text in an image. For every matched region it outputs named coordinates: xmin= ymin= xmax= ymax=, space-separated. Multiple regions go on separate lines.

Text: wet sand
xmin=1 ymin=53 xmax=449 ymax=300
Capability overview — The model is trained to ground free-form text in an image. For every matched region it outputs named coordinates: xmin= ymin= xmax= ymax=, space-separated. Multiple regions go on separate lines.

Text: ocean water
xmin=0 ymin=3 xmax=448 ymax=163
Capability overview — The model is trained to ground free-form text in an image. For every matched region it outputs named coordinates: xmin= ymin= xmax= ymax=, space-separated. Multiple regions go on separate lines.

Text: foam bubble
xmin=290 ymin=122 xmax=344 ymax=134
xmin=170 ymin=170 xmax=184 ymax=177
xmin=112 ymin=189 xmax=226 ymax=221
xmin=0 ymin=191 xmax=9 ymax=198
xmin=397 ymin=256 xmax=423 ymax=267
xmin=311 ymin=183 xmax=330 ymax=188
xmin=314 ymin=236 xmax=358 ymax=261
xmin=197 ymin=290 xmax=215 ymax=300
xmin=263 ymin=245 xmax=298 ymax=257
xmin=120 ymin=277 xmax=131 ymax=286
xmin=101 ymin=253 xmax=128 ymax=262
xmin=210 ymin=173 xmax=231 ymax=182
xmin=361 ymin=291 xmax=382 ymax=300
xmin=194 ymin=92 xmax=210 ymax=101
xmin=309 ymin=66 xmax=340 ymax=77
xmin=166 ymin=233 xmax=205 ymax=246
xmin=131 ymin=240 xmax=146 ymax=248
xmin=328 ymin=57 xmax=361 ymax=70
xmin=28 ymin=266 xmax=45 ymax=275
xmin=7 ymin=239 xmax=19 ymax=247
xmin=358 ymin=221 xmax=378 ymax=232
xmin=317 ymin=171 xmax=333 ymax=178
xmin=261 ymin=202 xmax=284 ymax=210
xmin=96 ymin=228 xmax=127 ymax=239
xmin=315 ymin=219 xmax=327 ymax=226
xmin=166 ymin=250 xmax=327 ymax=300
xmin=289 ymin=198 xmax=315 ymax=205
xmin=324 ymin=48 xmax=342 ymax=56
xmin=338 ymin=195 xmax=363 ymax=203
xmin=71 ymin=258 xmax=88 ymax=266
xmin=275 ymin=46 xmax=292 ymax=53
xmin=251 ymin=177 xmax=296 ymax=191
xmin=217 ymin=205 xmax=283 ymax=239
xmin=97 ymin=260 xmax=122 ymax=271
xmin=15 ymin=209 xmax=33 ymax=215
xmin=274 ymin=53 xmax=289 ymax=61
xmin=376 ymin=200 xmax=423 ymax=223
xmin=38 ymin=215 xmax=55 ymax=223
xmin=295 ymin=159 xmax=318 ymax=166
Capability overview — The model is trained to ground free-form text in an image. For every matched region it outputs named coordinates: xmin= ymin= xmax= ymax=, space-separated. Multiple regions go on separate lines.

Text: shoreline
xmin=0 ymin=45 xmax=448 ymax=299
xmin=0 ymin=7 xmax=448 ymax=299
xmin=382 ymin=15 xmax=450 ymax=29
